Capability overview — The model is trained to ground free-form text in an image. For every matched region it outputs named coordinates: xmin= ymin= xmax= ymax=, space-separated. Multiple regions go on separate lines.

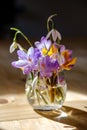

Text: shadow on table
xmin=35 ymin=106 xmax=87 ymax=130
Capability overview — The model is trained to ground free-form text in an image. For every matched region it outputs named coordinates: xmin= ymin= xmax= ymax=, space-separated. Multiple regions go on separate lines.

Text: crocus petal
xmin=60 ymin=45 xmax=66 ymax=53
xmin=66 ymin=58 xmax=77 ymax=66
xmin=34 ymin=48 xmax=41 ymax=59
xmin=45 ymin=40 xmax=51 ymax=50
xmin=41 ymin=36 xmax=45 ymax=41
xmin=62 ymin=50 xmax=73 ymax=61
xmin=34 ymin=41 xmax=43 ymax=50
xmin=23 ymin=65 xmax=31 ymax=74
xmin=17 ymin=50 xmax=27 ymax=60
xmin=62 ymin=57 xmax=77 ymax=70
xmin=27 ymin=47 xmax=34 ymax=58
xmin=62 ymin=50 xmax=70 ymax=61
xmin=35 ymin=37 xmax=51 ymax=51
xmin=11 ymin=60 xmax=29 ymax=68
xmin=34 ymin=37 xmax=45 ymax=50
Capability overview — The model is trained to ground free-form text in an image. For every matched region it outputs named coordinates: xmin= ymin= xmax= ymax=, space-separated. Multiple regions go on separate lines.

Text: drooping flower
xmin=46 ymin=29 xmax=62 ymax=42
xmin=12 ymin=47 xmax=41 ymax=74
xmin=10 ymin=41 xmax=24 ymax=53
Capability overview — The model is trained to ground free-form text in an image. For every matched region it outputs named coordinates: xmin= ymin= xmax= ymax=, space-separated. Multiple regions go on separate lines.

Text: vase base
xmin=34 ymin=107 xmax=67 ymax=118
xmin=33 ymin=105 xmax=62 ymax=111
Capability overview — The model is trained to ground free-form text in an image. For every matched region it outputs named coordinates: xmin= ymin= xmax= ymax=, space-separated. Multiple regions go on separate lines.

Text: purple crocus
xmin=39 ymin=56 xmax=59 ymax=77
xmin=12 ymin=47 xmax=41 ymax=74
xmin=34 ymin=36 xmax=51 ymax=56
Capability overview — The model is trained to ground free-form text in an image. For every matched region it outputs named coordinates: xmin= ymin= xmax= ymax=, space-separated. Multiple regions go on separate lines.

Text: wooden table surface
xmin=0 ymin=38 xmax=87 ymax=130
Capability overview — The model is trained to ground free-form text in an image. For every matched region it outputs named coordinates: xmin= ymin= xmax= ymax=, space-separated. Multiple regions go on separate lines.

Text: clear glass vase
xmin=25 ymin=71 xmax=67 ymax=111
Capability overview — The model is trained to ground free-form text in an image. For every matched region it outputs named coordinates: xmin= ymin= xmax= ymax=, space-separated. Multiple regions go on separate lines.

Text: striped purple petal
xmin=17 ymin=50 xmax=27 ymax=60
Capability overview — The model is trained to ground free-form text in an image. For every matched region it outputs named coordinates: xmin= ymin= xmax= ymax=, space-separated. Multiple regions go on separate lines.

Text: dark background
xmin=0 ymin=0 xmax=87 ymax=40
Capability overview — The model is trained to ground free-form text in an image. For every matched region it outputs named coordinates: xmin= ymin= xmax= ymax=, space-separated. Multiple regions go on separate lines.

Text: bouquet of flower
xmin=10 ymin=14 xmax=76 ymax=76
xmin=10 ymin=14 xmax=77 ymax=109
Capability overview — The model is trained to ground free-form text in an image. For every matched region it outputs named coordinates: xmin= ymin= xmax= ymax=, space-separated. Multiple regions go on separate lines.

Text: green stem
xmin=10 ymin=27 xmax=32 ymax=46
xmin=27 ymin=85 xmax=33 ymax=98
xmin=47 ymin=14 xmax=57 ymax=32
xmin=36 ymin=89 xmax=48 ymax=104
xmin=35 ymin=90 xmax=41 ymax=105
xmin=31 ymin=72 xmax=34 ymax=81
xmin=57 ymin=87 xmax=64 ymax=101
xmin=13 ymin=31 xmax=18 ymax=42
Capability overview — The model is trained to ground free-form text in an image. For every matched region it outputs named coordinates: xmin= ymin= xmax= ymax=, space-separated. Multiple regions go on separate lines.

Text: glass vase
xmin=25 ymin=71 xmax=67 ymax=111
